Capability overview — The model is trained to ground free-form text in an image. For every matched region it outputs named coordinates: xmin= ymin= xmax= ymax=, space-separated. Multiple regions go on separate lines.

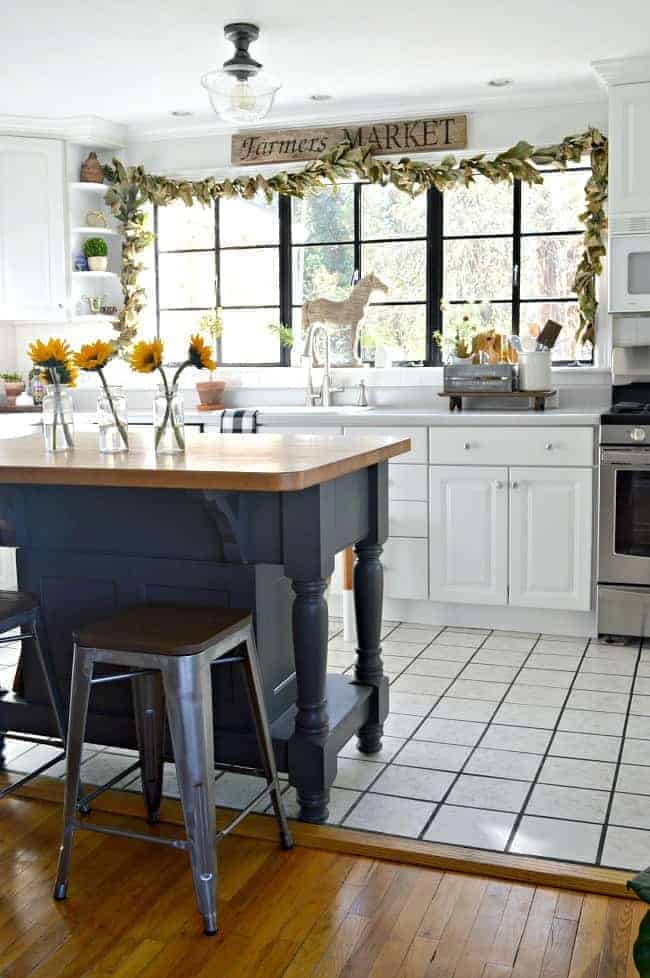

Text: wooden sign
xmin=231 ymin=115 xmax=467 ymax=166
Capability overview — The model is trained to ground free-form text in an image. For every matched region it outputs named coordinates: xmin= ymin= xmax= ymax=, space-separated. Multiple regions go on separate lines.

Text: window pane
xmin=362 ymin=183 xmax=426 ymax=239
xmin=158 ymin=252 xmax=216 ymax=308
xmin=293 ymin=243 xmax=355 ymax=304
xmin=360 ymin=304 xmax=426 ymax=361
xmin=157 ymin=200 xmax=215 ymax=251
xmin=221 ymin=308 xmax=281 ymax=364
xmin=159 ymin=310 xmax=210 ymax=364
xmin=444 ymin=178 xmax=513 ymax=236
xmin=520 ymin=235 xmax=581 ymax=299
xmin=522 ymin=170 xmax=589 ymax=233
xmin=292 ymin=185 xmax=354 ymax=244
xmin=220 ymin=249 xmax=279 ymax=306
xmin=219 ymin=193 xmax=279 ymax=247
xmin=444 ymin=239 xmax=513 ymax=301
xmin=442 ymin=303 xmax=513 ymax=347
xmin=519 ymin=302 xmax=591 ymax=362
xmin=362 ymin=241 xmax=425 ymax=301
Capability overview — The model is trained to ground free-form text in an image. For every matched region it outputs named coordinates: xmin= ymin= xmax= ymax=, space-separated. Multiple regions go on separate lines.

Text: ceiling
xmin=2 ymin=1 xmax=649 ymax=131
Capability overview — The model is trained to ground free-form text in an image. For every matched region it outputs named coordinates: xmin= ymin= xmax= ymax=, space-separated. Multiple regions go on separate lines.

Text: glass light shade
xmin=201 ymin=69 xmax=280 ymax=123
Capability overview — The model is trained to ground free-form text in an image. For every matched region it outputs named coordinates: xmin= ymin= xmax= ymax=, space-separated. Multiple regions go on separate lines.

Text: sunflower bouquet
xmin=128 ymin=334 xmax=215 ymax=452
xmin=74 ymin=340 xmax=129 ymax=452
xmin=27 ymin=338 xmax=78 ymax=451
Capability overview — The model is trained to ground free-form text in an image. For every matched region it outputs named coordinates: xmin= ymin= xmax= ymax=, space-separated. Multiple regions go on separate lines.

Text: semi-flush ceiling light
xmin=201 ymin=22 xmax=281 ymax=124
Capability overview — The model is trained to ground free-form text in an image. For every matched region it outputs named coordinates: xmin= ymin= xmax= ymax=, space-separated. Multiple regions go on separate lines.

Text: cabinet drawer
xmin=345 ymin=426 xmax=427 ymax=463
xmin=390 ymin=500 xmax=428 ymax=538
xmin=257 ymin=424 xmax=343 ymax=435
xmin=429 ymin=426 xmax=594 ymax=467
xmin=384 ymin=538 xmax=428 ymax=600
xmin=388 ymin=463 xmax=428 ymax=501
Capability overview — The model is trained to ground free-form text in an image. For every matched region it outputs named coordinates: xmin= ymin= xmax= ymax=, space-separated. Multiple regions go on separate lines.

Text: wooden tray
xmin=439 ymin=390 xmax=556 ymax=412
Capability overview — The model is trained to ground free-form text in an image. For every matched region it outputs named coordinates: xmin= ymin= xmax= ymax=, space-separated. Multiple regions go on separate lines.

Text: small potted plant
xmin=83 ymin=237 xmax=109 ymax=272
xmin=195 ymin=309 xmax=225 ymax=410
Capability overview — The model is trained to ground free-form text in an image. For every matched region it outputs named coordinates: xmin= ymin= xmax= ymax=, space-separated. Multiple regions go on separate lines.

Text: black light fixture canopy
xmin=222 ymin=23 xmax=263 ymax=78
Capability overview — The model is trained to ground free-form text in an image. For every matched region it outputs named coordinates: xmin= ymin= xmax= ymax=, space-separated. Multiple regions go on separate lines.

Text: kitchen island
xmin=0 ymin=430 xmax=409 ymax=822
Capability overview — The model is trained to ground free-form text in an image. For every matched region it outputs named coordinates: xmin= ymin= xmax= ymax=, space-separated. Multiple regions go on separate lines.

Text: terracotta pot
xmin=4 ymin=382 xmax=25 ymax=399
xmin=196 ymin=380 xmax=226 ymax=408
xmin=87 ymin=256 xmax=108 ymax=272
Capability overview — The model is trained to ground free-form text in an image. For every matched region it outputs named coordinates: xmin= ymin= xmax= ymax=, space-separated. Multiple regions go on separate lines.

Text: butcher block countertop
xmin=0 ymin=431 xmax=410 ymax=492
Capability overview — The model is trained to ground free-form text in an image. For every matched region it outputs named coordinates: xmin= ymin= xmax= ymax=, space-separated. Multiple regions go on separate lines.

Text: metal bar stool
xmin=54 ymin=604 xmax=293 ymax=935
xmin=0 ymin=591 xmax=68 ymax=797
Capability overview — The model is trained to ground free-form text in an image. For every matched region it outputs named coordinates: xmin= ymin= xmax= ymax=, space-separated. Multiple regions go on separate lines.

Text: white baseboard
xmin=328 ymin=592 xmax=596 ymax=638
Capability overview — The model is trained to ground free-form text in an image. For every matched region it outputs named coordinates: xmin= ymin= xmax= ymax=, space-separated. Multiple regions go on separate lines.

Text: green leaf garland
xmin=103 ymin=128 xmax=607 ymax=353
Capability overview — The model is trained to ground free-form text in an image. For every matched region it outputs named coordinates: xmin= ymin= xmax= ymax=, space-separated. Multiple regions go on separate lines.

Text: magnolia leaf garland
xmin=103 ymin=127 xmax=607 ymax=352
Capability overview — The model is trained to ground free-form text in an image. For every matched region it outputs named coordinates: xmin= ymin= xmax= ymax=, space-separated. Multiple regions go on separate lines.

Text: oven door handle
xmin=601 ymin=449 xmax=650 ymax=467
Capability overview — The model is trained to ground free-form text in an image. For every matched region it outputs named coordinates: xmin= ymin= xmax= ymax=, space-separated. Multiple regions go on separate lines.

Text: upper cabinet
xmin=0 ymin=136 xmax=66 ymax=321
xmin=609 ymin=82 xmax=650 ymax=220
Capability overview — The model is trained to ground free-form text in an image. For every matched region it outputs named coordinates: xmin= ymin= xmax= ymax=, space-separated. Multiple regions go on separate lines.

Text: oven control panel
xmin=601 ymin=424 xmax=650 ymax=445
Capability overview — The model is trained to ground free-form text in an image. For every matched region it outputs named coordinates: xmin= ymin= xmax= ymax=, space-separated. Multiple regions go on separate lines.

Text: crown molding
xmin=592 ymin=55 xmax=650 ymax=87
xmin=126 ymin=83 xmax=605 ymax=144
xmin=0 ymin=114 xmax=126 ymax=148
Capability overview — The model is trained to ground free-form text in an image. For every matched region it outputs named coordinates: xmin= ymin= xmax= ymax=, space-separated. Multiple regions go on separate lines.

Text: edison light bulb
xmin=230 ymin=80 xmax=257 ymax=112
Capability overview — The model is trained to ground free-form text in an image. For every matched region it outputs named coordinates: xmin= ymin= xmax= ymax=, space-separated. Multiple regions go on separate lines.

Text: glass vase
xmin=42 ymin=384 xmax=75 ymax=453
xmin=97 ymin=386 xmax=129 ymax=453
xmin=153 ymin=384 xmax=185 ymax=454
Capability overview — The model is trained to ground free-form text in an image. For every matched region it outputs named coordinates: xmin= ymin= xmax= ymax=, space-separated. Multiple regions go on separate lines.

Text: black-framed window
xmin=152 ymin=163 xmax=593 ymax=365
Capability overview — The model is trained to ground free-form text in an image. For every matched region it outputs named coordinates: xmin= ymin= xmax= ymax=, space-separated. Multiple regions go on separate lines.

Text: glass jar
xmin=153 ymin=384 xmax=185 ymax=454
xmin=42 ymin=384 xmax=75 ymax=452
xmin=97 ymin=385 xmax=129 ymax=453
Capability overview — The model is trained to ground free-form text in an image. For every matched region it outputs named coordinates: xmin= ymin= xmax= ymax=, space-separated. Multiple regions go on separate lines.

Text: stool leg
xmin=162 ymin=656 xmax=217 ymax=936
xmin=242 ymin=626 xmax=293 ymax=850
xmin=131 ymin=672 xmax=165 ymax=824
xmin=54 ymin=646 xmax=94 ymax=900
xmin=32 ymin=610 xmax=67 ymax=744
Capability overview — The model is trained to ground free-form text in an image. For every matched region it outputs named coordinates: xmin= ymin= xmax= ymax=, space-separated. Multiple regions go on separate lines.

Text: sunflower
xmin=128 ymin=339 xmax=164 ymax=374
xmin=187 ymin=334 xmax=216 ymax=372
xmin=27 ymin=337 xmax=77 ymax=387
xmin=74 ymin=340 xmax=115 ymax=372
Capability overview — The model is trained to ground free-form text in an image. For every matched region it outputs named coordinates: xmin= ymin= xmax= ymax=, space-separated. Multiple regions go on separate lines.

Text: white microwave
xmin=610 ymin=232 xmax=650 ymax=314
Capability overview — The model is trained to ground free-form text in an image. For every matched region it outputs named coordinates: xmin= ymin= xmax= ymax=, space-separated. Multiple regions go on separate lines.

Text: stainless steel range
xmin=599 ymin=384 xmax=650 ymax=637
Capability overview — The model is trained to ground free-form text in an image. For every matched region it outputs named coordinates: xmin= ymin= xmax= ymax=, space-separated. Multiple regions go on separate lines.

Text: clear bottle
xmin=42 ymin=384 xmax=75 ymax=453
xmin=97 ymin=385 xmax=129 ymax=453
xmin=153 ymin=383 xmax=185 ymax=454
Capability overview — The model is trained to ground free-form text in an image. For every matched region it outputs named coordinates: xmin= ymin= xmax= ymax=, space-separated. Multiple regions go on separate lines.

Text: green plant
xmin=197 ymin=309 xmax=223 ymax=377
xmin=267 ymin=322 xmax=294 ymax=349
xmin=83 ymin=237 xmax=108 ymax=258
xmin=629 ymin=870 xmax=650 ymax=976
xmin=1 ymin=371 xmax=22 ymax=382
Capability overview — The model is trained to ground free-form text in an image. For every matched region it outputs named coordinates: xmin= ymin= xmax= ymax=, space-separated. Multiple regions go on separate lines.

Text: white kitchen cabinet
xmin=429 ymin=466 xmax=508 ymax=606
xmin=383 ymin=538 xmax=428 ymax=600
xmin=609 ymin=82 xmax=650 ymax=219
xmin=0 ymin=137 xmax=66 ymax=321
xmin=509 ymin=467 xmax=593 ymax=612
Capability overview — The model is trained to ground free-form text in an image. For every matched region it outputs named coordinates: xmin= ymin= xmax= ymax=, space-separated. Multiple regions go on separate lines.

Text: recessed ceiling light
xmin=309 ymin=94 xmax=332 ymax=102
xmin=487 ymin=78 xmax=513 ymax=88
xmin=170 ymin=109 xmax=194 ymax=117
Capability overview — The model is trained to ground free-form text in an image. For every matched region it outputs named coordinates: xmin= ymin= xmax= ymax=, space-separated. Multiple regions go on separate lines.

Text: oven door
xmin=609 ymin=234 xmax=650 ymax=314
xmin=600 ymin=447 xmax=650 ymax=585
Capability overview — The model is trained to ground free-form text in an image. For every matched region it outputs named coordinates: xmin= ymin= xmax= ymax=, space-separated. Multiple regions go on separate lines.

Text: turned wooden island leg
xmin=354 ymin=462 xmax=389 ymax=755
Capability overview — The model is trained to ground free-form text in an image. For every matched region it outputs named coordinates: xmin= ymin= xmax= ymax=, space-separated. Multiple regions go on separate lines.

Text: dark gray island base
xmin=0 ymin=431 xmax=408 ymax=823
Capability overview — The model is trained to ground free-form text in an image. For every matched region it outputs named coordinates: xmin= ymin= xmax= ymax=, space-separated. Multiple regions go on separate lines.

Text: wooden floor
xmin=0 ymin=795 xmax=643 ymax=978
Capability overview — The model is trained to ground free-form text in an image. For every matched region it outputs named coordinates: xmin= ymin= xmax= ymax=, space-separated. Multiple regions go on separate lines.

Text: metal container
xmin=443 ymin=363 xmax=515 ymax=392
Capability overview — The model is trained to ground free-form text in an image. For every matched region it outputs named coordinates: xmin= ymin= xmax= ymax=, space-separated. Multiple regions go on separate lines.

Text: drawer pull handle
xmin=511 ymin=481 xmax=520 ymax=490
xmin=545 ymin=442 xmax=553 ymax=451
xmin=495 ymin=480 xmax=504 ymax=490
xmin=463 ymin=441 xmax=471 ymax=450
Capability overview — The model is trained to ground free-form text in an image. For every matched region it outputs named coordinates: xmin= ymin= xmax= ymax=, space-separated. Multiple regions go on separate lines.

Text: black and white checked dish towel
xmin=217 ymin=409 xmax=258 ymax=433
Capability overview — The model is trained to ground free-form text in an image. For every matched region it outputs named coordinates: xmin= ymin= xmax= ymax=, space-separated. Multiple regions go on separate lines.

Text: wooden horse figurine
xmin=302 ymin=273 xmax=388 ymax=365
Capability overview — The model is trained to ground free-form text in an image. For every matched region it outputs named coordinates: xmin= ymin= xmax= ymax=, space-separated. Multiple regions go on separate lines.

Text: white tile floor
xmin=3 ymin=619 xmax=650 ymax=872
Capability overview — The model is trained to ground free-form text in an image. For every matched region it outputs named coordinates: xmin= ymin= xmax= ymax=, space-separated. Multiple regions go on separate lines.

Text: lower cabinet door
xmin=509 ymin=467 xmax=593 ymax=611
xmin=429 ymin=465 xmax=508 ymax=605
xmin=383 ymin=538 xmax=428 ymax=600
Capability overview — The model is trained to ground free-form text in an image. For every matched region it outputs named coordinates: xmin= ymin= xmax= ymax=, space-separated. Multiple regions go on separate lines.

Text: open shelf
xmin=72 ymin=270 xmax=119 ymax=279
xmin=69 ymin=182 xmax=109 ymax=195
xmin=71 ymin=226 xmax=118 ymax=236
xmin=70 ymin=315 xmax=120 ymax=325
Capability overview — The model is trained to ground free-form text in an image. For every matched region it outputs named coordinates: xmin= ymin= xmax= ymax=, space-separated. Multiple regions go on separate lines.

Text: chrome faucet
xmin=302 ymin=324 xmax=342 ymax=407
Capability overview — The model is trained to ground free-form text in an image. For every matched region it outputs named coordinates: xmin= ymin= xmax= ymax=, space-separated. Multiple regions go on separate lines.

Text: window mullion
xmin=153 ymin=204 xmax=161 ymax=341
xmin=354 ymin=183 xmax=362 ymax=278
xmin=427 ymin=187 xmax=443 ymax=365
xmin=512 ymin=179 xmax=522 ymax=335
xmin=278 ymin=195 xmax=292 ymax=365
xmin=214 ymin=200 xmax=223 ymax=363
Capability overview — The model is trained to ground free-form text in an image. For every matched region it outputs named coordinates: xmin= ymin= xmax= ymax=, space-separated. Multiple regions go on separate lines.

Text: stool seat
xmin=0 ymin=590 xmax=39 ymax=625
xmin=74 ymin=604 xmax=252 ymax=656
